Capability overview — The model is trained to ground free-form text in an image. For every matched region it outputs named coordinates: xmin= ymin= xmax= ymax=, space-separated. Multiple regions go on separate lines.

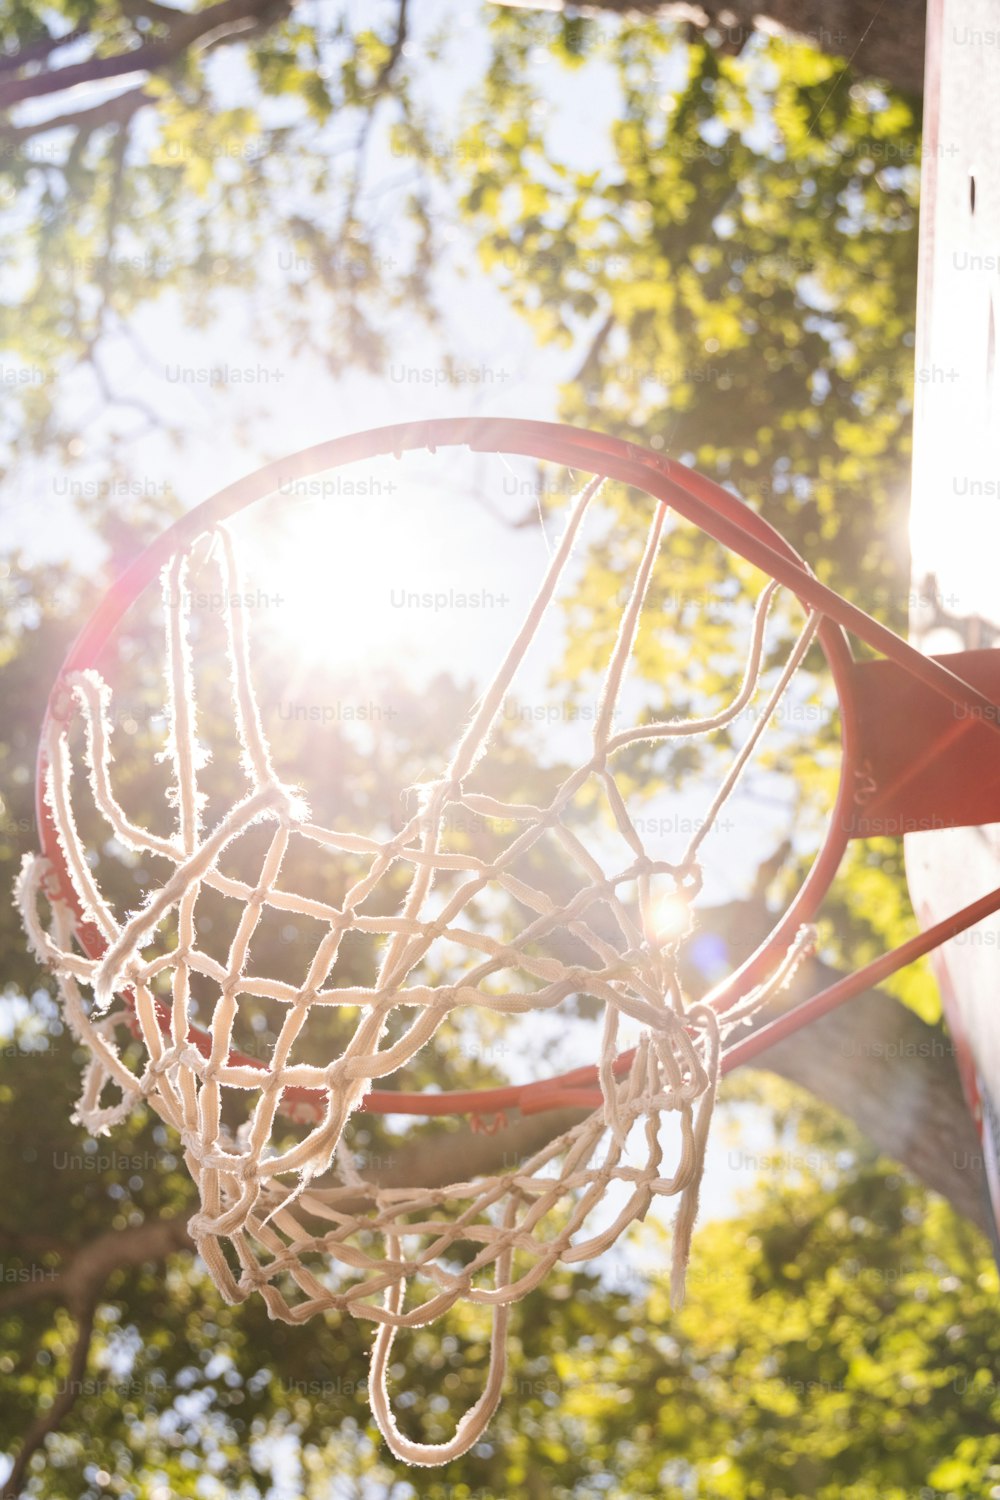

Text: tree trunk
xmin=750 ymin=954 xmax=990 ymax=1236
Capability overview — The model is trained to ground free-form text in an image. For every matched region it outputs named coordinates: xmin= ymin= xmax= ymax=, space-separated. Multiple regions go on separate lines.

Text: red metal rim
xmin=31 ymin=417 xmax=999 ymax=1121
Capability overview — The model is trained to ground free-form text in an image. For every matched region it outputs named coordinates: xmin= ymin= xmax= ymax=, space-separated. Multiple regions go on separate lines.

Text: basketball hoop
xmin=19 ymin=418 xmax=1000 ymax=1464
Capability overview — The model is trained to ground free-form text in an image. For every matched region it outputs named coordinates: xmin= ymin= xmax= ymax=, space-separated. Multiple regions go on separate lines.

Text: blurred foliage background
xmin=1 ymin=2 xmax=998 ymax=1497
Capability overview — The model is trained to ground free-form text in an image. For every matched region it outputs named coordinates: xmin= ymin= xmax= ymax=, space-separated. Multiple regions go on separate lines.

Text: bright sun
xmin=233 ymin=452 xmax=546 ymax=684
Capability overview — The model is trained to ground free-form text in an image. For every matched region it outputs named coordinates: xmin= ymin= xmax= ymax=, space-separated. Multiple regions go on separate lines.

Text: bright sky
xmin=4 ymin=0 xmax=623 ymax=562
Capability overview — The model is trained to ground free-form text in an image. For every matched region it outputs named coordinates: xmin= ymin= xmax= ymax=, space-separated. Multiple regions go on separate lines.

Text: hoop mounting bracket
xmin=842 ymin=649 xmax=1000 ymax=839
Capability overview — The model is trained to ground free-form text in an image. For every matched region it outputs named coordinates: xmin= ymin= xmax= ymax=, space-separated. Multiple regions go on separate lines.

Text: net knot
xmin=408 ymin=774 xmax=466 ymax=826
xmin=676 ymin=863 xmax=704 ymax=898
xmin=421 ymin=773 xmax=464 ymax=807
xmin=148 ymin=1047 xmax=182 ymax=1076
xmin=270 ymin=783 xmax=308 ymax=827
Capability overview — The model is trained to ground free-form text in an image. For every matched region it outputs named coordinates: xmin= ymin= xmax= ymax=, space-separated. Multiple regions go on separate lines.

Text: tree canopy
xmin=2 ymin=4 xmax=997 ymax=1498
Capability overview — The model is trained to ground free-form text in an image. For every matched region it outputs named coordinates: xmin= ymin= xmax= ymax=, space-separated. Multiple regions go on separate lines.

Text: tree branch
xmin=750 ymin=954 xmax=991 ymax=1236
xmin=1 ymin=1299 xmax=98 ymax=1500
xmin=0 ymin=84 xmax=150 ymax=145
xmin=302 ymin=936 xmax=990 ymax=1236
xmin=0 ymin=1215 xmax=192 ymax=1500
xmin=493 ymin=0 xmax=926 ymax=97
xmin=117 ymin=0 xmax=199 ymax=25
xmin=572 ymin=309 xmax=615 ymax=390
xmin=371 ymin=0 xmax=409 ymax=98
xmin=0 ymin=1226 xmax=67 ymax=1256
xmin=0 ymin=1216 xmax=193 ymax=1318
xmin=0 ymin=24 xmax=88 ymax=78
xmin=0 ymin=0 xmax=294 ymax=113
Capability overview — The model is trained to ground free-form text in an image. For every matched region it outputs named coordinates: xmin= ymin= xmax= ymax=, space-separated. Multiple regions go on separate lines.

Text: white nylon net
xmin=19 ymin=475 xmax=818 ymax=1463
